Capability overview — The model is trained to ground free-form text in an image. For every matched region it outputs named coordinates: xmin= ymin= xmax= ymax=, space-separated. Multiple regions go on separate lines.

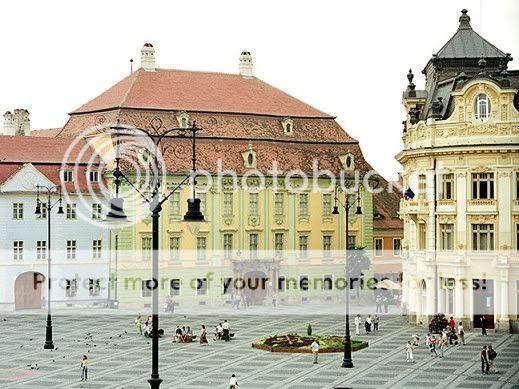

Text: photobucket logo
xmin=60 ymin=124 xmax=396 ymax=229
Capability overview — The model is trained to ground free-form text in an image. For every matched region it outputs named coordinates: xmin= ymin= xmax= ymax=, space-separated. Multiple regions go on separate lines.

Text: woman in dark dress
xmin=200 ymin=325 xmax=208 ymax=344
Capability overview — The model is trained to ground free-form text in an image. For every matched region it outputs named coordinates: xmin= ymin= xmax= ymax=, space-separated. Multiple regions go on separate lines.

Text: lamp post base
xmin=341 ymin=358 xmax=354 ymax=368
xmin=148 ymin=377 xmax=163 ymax=389
xmin=43 ymin=316 xmax=54 ymax=350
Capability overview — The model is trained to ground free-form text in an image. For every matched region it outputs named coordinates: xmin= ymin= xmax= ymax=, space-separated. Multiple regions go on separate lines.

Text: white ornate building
xmin=397 ymin=10 xmax=519 ymax=332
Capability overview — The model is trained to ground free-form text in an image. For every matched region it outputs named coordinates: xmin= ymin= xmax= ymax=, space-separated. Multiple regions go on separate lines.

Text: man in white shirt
xmin=222 ymin=320 xmax=231 ymax=342
xmin=229 ymin=374 xmax=238 ymax=388
xmin=354 ymin=314 xmax=361 ymax=335
xmin=311 ymin=339 xmax=319 ymax=364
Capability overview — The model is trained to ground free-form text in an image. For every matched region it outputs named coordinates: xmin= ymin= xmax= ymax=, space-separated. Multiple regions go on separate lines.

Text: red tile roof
xmin=373 ymin=180 xmax=403 ymax=231
xmin=31 ymin=128 xmax=63 ymax=137
xmin=72 ymin=68 xmax=333 ymax=118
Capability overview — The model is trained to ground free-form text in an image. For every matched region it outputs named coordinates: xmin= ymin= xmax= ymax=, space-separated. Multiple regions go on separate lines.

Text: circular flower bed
xmin=252 ymin=334 xmax=368 ymax=353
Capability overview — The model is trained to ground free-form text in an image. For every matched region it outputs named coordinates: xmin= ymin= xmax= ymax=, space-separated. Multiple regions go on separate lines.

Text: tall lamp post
xmin=332 ymin=188 xmax=362 ymax=368
xmin=105 ymin=122 xmax=204 ymax=389
xmin=35 ymin=185 xmax=64 ymax=350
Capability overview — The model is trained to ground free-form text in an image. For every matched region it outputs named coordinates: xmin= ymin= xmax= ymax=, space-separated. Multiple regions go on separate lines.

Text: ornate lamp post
xmin=332 ymin=188 xmax=362 ymax=368
xmin=105 ymin=122 xmax=204 ymax=389
xmin=35 ymin=185 xmax=64 ymax=350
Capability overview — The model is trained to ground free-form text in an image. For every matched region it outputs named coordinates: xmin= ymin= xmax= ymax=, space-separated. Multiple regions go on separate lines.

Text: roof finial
xmin=459 ymin=9 xmax=472 ymax=30
xmin=130 ymin=58 xmax=134 ymax=74
xmin=406 ymin=69 xmax=416 ymax=97
xmin=407 ymin=69 xmax=414 ymax=85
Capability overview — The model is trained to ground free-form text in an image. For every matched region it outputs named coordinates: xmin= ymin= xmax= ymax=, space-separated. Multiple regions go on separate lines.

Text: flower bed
xmin=252 ymin=334 xmax=368 ymax=353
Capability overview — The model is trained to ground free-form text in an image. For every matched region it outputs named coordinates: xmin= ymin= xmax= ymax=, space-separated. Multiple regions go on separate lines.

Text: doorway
xmin=15 ymin=272 xmax=45 ymax=310
xmin=243 ymin=271 xmax=268 ymax=305
xmin=473 ymin=278 xmax=494 ymax=329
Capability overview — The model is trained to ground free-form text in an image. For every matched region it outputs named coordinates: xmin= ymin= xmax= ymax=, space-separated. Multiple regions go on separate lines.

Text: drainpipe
xmin=433 ymin=158 xmax=438 ymax=314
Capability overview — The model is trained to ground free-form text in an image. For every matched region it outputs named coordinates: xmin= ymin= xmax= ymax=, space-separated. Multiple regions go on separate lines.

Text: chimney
xmin=239 ymin=51 xmax=253 ymax=78
xmin=2 ymin=109 xmax=30 ymax=136
xmin=141 ymin=43 xmax=156 ymax=71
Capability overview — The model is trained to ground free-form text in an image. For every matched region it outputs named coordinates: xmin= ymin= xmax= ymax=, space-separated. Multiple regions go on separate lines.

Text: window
xmin=89 ymin=279 xmax=101 ymax=296
xmin=142 ymin=237 xmax=152 ymax=261
xmin=169 ymin=237 xmax=180 ymax=261
xmin=275 ymin=233 xmax=284 ymax=255
xmin=170 ymin=279 xmax=180 ymax=296
xmin=418 ymin=224 xmax=427 ymax=250
xmin=66 ymin=279 xmax=78 ymax=297
xmin=375 ymin=238 xmax=383 ymax=256
xmin=516 ymin=172 xmax=519 ymax=200
xmin=439 ymin=173 xmax=454 ymax=200
xmin=274 ymin=193 xmax=284 ymax=216
xmin=439 ymin=224 xmax=454 ymax=251
xmin=299 ymin=235 xmax=308 ymax=258
xmin=66 ymin=203 xmax=77 ymax=219
xmin=198 ymin=192 xmax=207 ymax=215
xmin=517 ymin=224 xmax=519 ymax=252
xmin=322 ymin=194 xmax=332 ymax=215
xmin=347 ymin=235 xmax=356 ymax=249
xmin=418 ymin=174 xmax=427 ymax=199
xmin=37 ymin=204 xmax=47 ymax=219
xmin=475 ymin=93 xmax=491 ymax=122
xmin=472 ymin=173 xmax=494 ymax=199
xmin=92 ymin=239 xmax=102 ymax=259
xmin=12 ymin=203 xmax=23 ymax=219
xmin=88 ymin=171 xmax=99 ymax=182
xmin=393 ymin=238 xmax=402 ymax=256
xmin=36 ymin=241 xmax=47 ymax=260
xmin=299 ymin=275 xmax=309 ymax=291
xmin=197 ymin=277 xmax=207 ymax=295
xmin=223 ymin=193 xmax=233 ymax=216
xmin=323 ymin=236 xmax=332 ymax=257
xmin=62 ymin=170 xmax=73 ymax=182
xmin=181 ymin=117 xmax=188 ymax=128
xmin=299 ymin=193 xmax=308 ymax=216
xmin=67 ymin=240 xmax=77 ymax=259
xmin=249 ymin=193 xmax=259 ymax=216
xmin=223 ymin=234 xmax=233 ymax=259
xmin=440 ymin=277 xmax=454 ymax=314
xmin=197 ymin=237 xmax=207 ymax=261
xmin=13 ymin=241 xmax=23 ymax=260
xmin=169 ymin=192 xmax=180 ymax=219
xmin=472 ymin=224 xmax=495 ymax=251
xmin=323 ymin=275 xmax=333 ymax=291
xmin=141 ymin=280 xmax=153 ymax=297
xmin=92 ymin=204 xmax=102 ymax=220
xmin=277 ymin=276 xmax=286 ymax=292
xmin=249 ymin=233 xmax=258 ymax=258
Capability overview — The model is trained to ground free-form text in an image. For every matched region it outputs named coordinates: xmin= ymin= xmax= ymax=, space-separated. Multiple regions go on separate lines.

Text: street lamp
xmin=332 ymin=187 xmax=362 ymax=368
xmin=35 ymin=185 xmax=64 ymax=350
xmin=105 ymin=121 xmax=204 ymax=389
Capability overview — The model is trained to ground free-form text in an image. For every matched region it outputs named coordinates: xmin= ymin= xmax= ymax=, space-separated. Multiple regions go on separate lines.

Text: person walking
xmin=229 ymin=373 xmax=238 ymax=389
xmin=373 ymin=315 xmax=379 ymax=331
xmin=481 ymin=345 xmax=490 ymax=374
xmin=222 ymin=320 xmax=231 ymax=342
xmin=354 ymin=314 xmax=361 ymax=335
xmin=458 ymin=322 xmax=465 ymax=345
xmin=405 ymin=341 xmax=415 ymax=363
xmin=438 ymin=335 xmax=447 ymax=358
xmin=135 ymin=315 xmax=142 ymax=336
xmin=375 ymin=295 xmax=382 ymax=313
xmin=480 ymin=316 xmax=488 ymax=336
xmin=365 ymin=315 xmax=372 ymax=335
xmin=272 ymin=293 xmax=277 ymax=307
xmin=487 ymin=345 xmax=499 ymax=373
xmin=311 ymin=339 xmax=319 ymax=364
xmin=200 ymin=325 xmax=208 ymax=344
xmin=80 ymin=354 xmax=89 ymax=381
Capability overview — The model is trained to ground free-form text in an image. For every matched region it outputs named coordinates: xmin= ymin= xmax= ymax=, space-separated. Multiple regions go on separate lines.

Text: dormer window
xmin=475 ymin=93 xmax=491 ymax=123
xmin=339 ymin=153 xmax=355 ymax=171
xmin=281 ymin=118 xmax=294 ymax=134
xmin=62 ymin=170 xmax=73 ymax=182
xmin=176 ymin=111 xmax=190 ymax=129
xmin=242 ymin=142 xmax=257 ymax=168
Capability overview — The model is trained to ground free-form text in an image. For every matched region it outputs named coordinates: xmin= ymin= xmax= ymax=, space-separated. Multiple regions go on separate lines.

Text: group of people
xmin=354 ymin=314 xmax=380 ymax=335
xmin=374 ymin=294 xmax=391 ymax=313
xmin=175 ymin=325 xmax=194 ymax=342
xmin=480 ymin=345 xmax=499 ymax=374
xmin=213 ymin=320 xmax=232 ymax=341
xmin=230 ymin=294 xmax=249 ymax=310
xmin=134 ymin=315 xmax=153 ymax=338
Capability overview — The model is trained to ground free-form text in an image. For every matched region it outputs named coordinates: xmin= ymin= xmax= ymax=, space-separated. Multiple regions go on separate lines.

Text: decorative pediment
xmin=0 ymin=163 xmax=55 ymax=192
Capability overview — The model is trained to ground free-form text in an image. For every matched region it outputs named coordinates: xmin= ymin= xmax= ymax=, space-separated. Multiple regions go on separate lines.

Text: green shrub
xmin=307 ymin=324 xmax=312 ymax=336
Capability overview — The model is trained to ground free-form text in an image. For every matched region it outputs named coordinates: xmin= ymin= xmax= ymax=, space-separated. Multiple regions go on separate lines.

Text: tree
xmin=429 ymin=313 xmax=448 ymax=334
xmin=307 ymin=324 xmax=313 ymax=336
xmin=346 ymin=246 xmax=371 ymax=304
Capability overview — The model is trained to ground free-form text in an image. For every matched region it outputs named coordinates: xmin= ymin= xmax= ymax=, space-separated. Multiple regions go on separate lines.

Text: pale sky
xmin=1 ymin=0 xmax=517 ymax=180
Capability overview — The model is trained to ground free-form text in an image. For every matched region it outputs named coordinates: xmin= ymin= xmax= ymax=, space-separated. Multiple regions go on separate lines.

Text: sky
xmin=0 ymin=0 xmax=517 ymax=180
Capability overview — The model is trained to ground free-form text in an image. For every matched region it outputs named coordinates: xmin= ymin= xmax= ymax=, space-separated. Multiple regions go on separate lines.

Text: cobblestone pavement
xmin=0 ymin=310 xmax=518 ymax=389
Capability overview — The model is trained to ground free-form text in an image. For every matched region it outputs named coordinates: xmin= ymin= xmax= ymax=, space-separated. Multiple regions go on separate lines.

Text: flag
xmin=403 ymin=187 xmax=415 ymax=200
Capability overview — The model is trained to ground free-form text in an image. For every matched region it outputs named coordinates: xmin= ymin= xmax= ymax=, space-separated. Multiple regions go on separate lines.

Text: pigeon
xmin=20 ymin=345 xmax=23 ymax=348
xmin=52 ymin=359 xmax=55 ymax=363
xmin=55 ymin=347 xmax=58 ymax=351
xmin=29 ymin=338 xmax=33 ymax=341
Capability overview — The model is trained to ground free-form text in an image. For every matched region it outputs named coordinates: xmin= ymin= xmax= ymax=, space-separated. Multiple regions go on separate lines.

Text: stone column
xmin=497 ymin=269 xmax=510 ymax=333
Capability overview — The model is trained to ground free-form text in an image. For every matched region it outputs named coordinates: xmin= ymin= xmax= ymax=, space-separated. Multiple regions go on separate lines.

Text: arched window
xmin=181 ymin=117 xmax=187 ymax=128
xmin=475 ymin=93 xmax=491 ymax=122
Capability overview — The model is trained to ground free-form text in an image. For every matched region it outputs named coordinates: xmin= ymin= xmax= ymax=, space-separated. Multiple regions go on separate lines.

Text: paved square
xmin=0 ymin=311 xmax=518 ymax=388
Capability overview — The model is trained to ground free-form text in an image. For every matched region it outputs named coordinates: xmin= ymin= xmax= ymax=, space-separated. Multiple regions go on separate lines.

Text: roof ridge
xmin=119 ymin=68 xmax=143 ymax=108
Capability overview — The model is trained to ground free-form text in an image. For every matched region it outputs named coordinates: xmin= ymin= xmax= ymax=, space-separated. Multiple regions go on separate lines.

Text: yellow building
xmin=55 ymin=45 xmax=388 ymax=309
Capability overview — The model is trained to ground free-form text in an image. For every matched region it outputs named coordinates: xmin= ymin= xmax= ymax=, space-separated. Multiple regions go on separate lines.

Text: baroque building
xmin=51 ymin=44 xmax=397 ymax=309
xmin=397 ymin=10 xmax=519 ymax=332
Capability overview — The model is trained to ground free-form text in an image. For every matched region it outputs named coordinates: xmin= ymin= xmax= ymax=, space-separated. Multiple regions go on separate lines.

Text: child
xmin=135 ymin=315 xmax=142 ymax=335
xmin=405 ymin=341 xmax=415 ymax=363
